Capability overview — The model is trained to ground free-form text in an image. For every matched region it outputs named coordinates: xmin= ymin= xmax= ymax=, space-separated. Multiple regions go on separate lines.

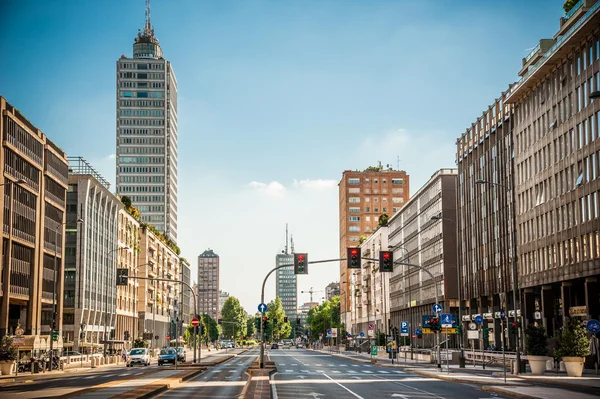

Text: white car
xmin=127 ymin=348 xmax=150 ymax=367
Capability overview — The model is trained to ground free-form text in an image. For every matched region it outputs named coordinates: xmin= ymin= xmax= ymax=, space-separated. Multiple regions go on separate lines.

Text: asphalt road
xmin=270 ymin=348 xmax=507 ymax=399
xmin=154 ymin=347 xmax=259 ymax=398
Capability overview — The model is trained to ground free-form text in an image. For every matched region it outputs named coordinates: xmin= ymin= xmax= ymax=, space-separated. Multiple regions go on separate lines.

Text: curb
xmin=482 ymin=385 xmax=539 ymax=399
xmin=112 ymin=367 xmax=206 ymax=399
xmin=492 ymin=372 xmax=600 ymax=390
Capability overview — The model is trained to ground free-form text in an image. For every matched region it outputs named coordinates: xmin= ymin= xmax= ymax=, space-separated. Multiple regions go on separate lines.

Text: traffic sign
xmin=474 ymin=315 xmax=483 ymax=324
xmin=415 ymin=328 xmax=422 ymax=335
xmin=166 ymin=335 xmax=171 ymax=340
xmin=368 ymin=330 xmax=374 ymax=337
xmin=347 ymin=333 xmax=352 ymax=338
xmin=326 ymin=328 xmax=332 ymax=337
xmin=432 ymin=303 xmax=442 ymax=314
xmin=368 ymin=323 xmax=374 ymax=330
xmin=469 ymin=322 xmax=477 ymax=330
xmin=258 ymin=303 xmax=268 ymax=313
xmin=441 ymin=313 xmax=453 ymax=328
xmin=332 ymin=328 xmax=338 ymax=338
xmin=400 ymin=321 xmax=409 ymax=337
xmin=500 ymin=309 xmax=506 ymax=321
xmin=371 ymin=345 xmax=378 ymax=355
xmin=191 ymin=318 xmax=200 ymax=327
xmin=359 ymin=332 xmax=365 ymax=337
xmin=587 ymin=319 xmax=600 ymax=334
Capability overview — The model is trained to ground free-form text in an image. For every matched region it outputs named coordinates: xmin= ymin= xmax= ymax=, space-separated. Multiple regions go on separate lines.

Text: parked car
xmin=127 ymin=348 xmax=150 ymax=367
xmin=270 ymin=343 xmax=279 ymax=349
xmin=175 ymin=347 xmax=186 ymax=362
xmin=296 ymin=343 xmax=304 ymax=349
xmin=158 ymin=348 xmax=177 ymax=366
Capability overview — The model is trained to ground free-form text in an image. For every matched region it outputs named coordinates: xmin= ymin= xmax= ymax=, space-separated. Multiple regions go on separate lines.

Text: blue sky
xmin=0 ymin=0 xmax=565 ymax=312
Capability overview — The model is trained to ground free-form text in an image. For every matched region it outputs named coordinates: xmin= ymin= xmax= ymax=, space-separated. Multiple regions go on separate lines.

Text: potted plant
xmin=525 ymin=324 xmax=550 ymax=375
xmin=554 ymin=318 xmax=591 ymax=377
xmin=0 ymin=335 xmax=17 ymax=375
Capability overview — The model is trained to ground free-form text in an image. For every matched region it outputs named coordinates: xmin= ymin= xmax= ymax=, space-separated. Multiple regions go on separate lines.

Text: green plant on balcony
xmin=563 ymin=0 xmax=580 ymax=14
xmin=378 ymin=214 xmax=390 ymax=227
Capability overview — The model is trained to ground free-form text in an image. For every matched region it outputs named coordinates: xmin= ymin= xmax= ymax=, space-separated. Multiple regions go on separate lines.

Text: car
xmin=175 ymin=347 xmax=186 ymax=362
xmin=270 ymin=343 xmax=279 ymax=349
xmin=296 ymin=343 xmax=304 ymax=349
xmin=63 ymin=351 xmax=82 ymax=357
xmin=127 ymin=348 xmax=150 ymax=367
xmin=158 ymin=348 xmax=177 ymax=366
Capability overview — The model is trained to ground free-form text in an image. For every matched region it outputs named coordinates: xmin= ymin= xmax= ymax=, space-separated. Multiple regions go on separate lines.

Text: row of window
xmin=348 ymin=197 xmax=405 ymax=204
xmin=118 ymin=166 xmax=164 ymax=173
xmin=120 ymin=128 xmax=163 ymax=135
xmin=119 ymin=119 xmax=164 ymax=126
xmin=119 ymin=63 xmax=164 ymax=70
xmin=120 ymin=175 xmax=165 ymax=183
xmin=119 ymin=72 xmax=165 ymax=81
xmin=119 ymin=109 xmax=165 ymax=117
xmin=119 ymin=147 xmax=164 ymax=155
xmin=119 ymin=156 xmax=164 ymax=164
xmin=127 ymin=195 xmax=164 ymax=202
xmin=347 ymin=177 xmax=404 ymax=184
xmin=120 ymin=91 xmax=164 ymax=99
xmin=349 ymin=206 xmax=394 ymax=213
xmin=120 ymin=137 xmax=164 ymax=145
xmin=119 ymin=100 xmax=165 ymax=107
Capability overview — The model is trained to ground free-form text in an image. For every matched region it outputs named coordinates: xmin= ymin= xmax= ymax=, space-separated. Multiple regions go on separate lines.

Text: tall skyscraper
xmin=276 ymin=228 xmax=297 ymax=321
xmin=198 ymin=249 xmax=220 ymax=319
xmin=116 ymin=0 xmax=178 ymax=241
xmin=338 ymin=164 xmax=410 ymax=332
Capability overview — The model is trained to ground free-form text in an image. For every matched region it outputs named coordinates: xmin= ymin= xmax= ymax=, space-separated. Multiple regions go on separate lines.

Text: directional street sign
xmin=326 ymin=328 xmax=332 ymax=337
xmin=258 ymin=303 xmax=268 ymax=313
xmin=359 ymin=332 xmax=365 ymax=337
xmin=441 ymin=313 xmax=453 ymax=328
xmin=500 ymin=309 xmax=506 ymax=321
xmin=474 ymin=315 xmax=483 ymax=324
xmin=587 ymin=319 xmax=600 ymax=334
xmin=415 ymin=328 xmax=422 ymax=335
xmin=400 ymin=321 xmax=409 ymax=336
xmin=432 ymin=303 xmax=442 ymax=314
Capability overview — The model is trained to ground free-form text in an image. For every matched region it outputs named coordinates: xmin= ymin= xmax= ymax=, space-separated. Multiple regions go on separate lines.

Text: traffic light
xmin=262 ymin=317 xmax=268 ymax=328
xmin=379 ymin=251 xmax=393 ymax=272
xmin=483 ymin=327 xmax=489 ymax=340
xmin=456 ymin=325 xmax=462 ymax=336
xmin=347 ymin=247 xmax=361 ymax=269
xmin=255 ymin=317 xmax=260 ymax=329
xmin=273 ymin=318 xmax=278 ymax=325
xmin=116 ymin=268 xmax=129 ymax=285
xmin=124 ymin=330 xmax=130 ymax=340
xmin=284 ymin=316 xmax=288 ymax=323
xmin=429 ymin=318 xmax=440 ymax=333
xmin=294 ymin=253 xmax=308 ymax=274
xmin=510 ymin=322 xmax=518 ymax=335
xmin=296 ymin=317 xmax=301 ymax=324
xmin=218 ymin=318 xmax=223 ymax=325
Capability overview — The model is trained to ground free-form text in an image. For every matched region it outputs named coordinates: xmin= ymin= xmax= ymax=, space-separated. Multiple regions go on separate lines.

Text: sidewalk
xmin=313 ymin=348 xmax=600 ymax=399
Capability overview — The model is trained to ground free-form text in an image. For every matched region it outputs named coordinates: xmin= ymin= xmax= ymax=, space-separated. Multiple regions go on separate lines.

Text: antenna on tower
xmin=285 ymin=223 xmax=289 ymax=255
xmin=397 ymin=156 xmax=400 ymax=170
xmin=290 ymin=235 xmax=295 ymax=253
xmin=144 ymin=0 xmax=153 ymax=36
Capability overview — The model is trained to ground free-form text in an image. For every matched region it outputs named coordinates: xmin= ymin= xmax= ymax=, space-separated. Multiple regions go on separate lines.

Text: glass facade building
xmin=276 ymin=253 xmax=297 ymax=321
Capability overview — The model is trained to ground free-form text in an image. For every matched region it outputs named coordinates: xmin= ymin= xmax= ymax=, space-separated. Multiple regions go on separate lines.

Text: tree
xmin=246 ymin=316 xmax=256 ymax=338
xmin=563 ymin=0 xmax=579 ymax=14
xmin=306 ymin=296 xmax=344 ymax=343
xmin=132 ymin=338 xmax=147 ymax=348
xmin=266 ymin=297 xmax=290 ymax=340
xmin=187 ymin=313 xmax=220 ymax=346
xmin=121 ymin=195 xmax=132 ymax=208
xmin=221 ymin=297 xmax=247 ymax=339
xmin=378 ymin=213 xmax=390 ymax=227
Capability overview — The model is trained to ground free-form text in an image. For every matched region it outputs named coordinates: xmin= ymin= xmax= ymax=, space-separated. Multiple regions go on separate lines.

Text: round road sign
xmin=469 ymin=322 xmax=477 ymax=330
xmin=191 ymin=318 xmax=200 ymax=327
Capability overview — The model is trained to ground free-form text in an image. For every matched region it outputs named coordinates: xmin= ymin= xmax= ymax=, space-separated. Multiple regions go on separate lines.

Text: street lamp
xmin=103 ymin=245 xmax=129 ymax=360
xmin=430 ymin=215 xmax=465 ymax=368
xmin=49 ymin=217 xmax=83 ymax=371
xmin=475 ymin=178 xmax=522 ymax=373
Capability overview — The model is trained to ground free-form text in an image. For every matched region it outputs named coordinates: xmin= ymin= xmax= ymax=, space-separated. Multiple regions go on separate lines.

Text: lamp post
xmin=103 ymin=246 xmax=129 ymax=361
xmin=475 ymin=178 xmax=522 ymax=373
xmin=389 ymin=244 xmax=413 ymax=360
xmin=430 ymin=215 xmax=465 ymax=368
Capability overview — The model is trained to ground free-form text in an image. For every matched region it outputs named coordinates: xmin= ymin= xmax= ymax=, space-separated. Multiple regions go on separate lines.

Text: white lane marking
xmin=363 ymin=370 xmax=373 ymax=374
xmin=271 ymin=372 xmax=279 ymax=399
xmin=378 ymin=370 xmax=390 ymax=374
xmin=291 ymin=363 xmax=297 ymax=366
xmin=322 ymin=373 xmax=364 ymax=399
xmin=280 ymin=363 xmax=286 ymax=366
xmin=84 ymin=376 xmax=95 ymax=379
xmin=393 ymin=371 xmax=405 ymax=374
xmin=315 ymin=363 xmax=322 ymax=366
xmin=316 ymin=370 xmax=324 ymax=373
xmin=302 ymin=370 xmax=310 ymax=373
xmin=327 ymin=364 xmax=335 ymax=366
xmin=352 ymin=364 xmax=359 ymax=367
xmin=285 ymin=370 xmax=293 ymax=372
xmin=373 ymin=374 xmax=446 ymax=399
xmin=332 ymin=370 xmax=341 ymax=374
xmin=348 ymin=370 xmax=357 ymax=374
xmin=228 ymin=370 xmax=236 ymax=373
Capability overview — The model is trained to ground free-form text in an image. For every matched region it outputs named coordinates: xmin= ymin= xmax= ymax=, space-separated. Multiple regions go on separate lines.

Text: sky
xmin=0 ymin=0 xmax=566 ymax=314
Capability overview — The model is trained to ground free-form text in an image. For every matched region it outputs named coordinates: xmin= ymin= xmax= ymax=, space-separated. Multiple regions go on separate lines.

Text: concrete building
xmin=505 ymin=0 xmax=600 ymax=336
xmin=387 ymin=169 xmax=458 ymax=350
xmin=218 ymin=290 xmax=229 ymax=317
xmin=63 ymin=157 xmax=121 ymax=353
xmin=115 ymin=205 xmax=141 ymax=346
xmin=116 ymin=0 xmax=178 ymax=242
xmin=338 ymin=165 xmax=410 ymax=335
xmin=136 ymin=225 xmax=180 ymax=349
xmin=455 ymin=93 xmax=517 ymax=350
xmin=325 ymin=282 xmax=340 ymax=302
xmin=197 ymin=249 xmax=219 ymax=319
xmin=0 ymin=97 xmax=69 ymax=340
xmin=180 ymin=258 xmax=191 ymax=326
xmin=276 ymin=252 xmax=296 ymax=321
xmin=297 ymin=302 xmax=319 ymax=335
xmin=353 ymin=226 xmax=390 ymax=337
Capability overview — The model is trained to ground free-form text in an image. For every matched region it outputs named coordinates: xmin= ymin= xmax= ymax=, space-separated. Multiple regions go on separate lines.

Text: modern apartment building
xmin=180 ymin=258 xmax=191 ymax=326
xmin=218 ymin=290 xmax=229 ymax=317
xmin=338 ymin=166 xmax=410 ymax=330
xmin=354 ymin=226 xmax=390 ymax=337
xmin=276 ymin=252 xmax=297 ymax=321
xmin=387 ymin=169 xmax=459 ymax=349
xmin=455 ymin=93 xmax=517 ymax=350
xmin=137 ymin=225 xmax=180 ymax=349
xmin=63 ymin=157 xmax=121 ymax=352
xmin=325 ymin=282 xmax=340 ymax=301
xmin=0 ymin=97 xmax=69 ymax=339
xmin=116 ymin=0 xmax=178 ymax=242
xmin=197 ymin=249 xmax=219 ymax=319
xmin=505 ymin=0 xmax=600 ymax=336
xmin=115 ymin=205 xmax=141 ymax=345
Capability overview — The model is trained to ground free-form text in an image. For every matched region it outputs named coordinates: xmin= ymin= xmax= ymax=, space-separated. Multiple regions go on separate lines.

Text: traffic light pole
xmin=129 ymin=276 xmax=198 ymax=364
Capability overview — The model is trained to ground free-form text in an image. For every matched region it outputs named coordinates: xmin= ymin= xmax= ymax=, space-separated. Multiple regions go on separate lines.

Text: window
xmin=392 ymin=179 xmax=403 ymax=184
xmin=365 ymin=207 xmax=370 ymax=212
xmin=349 ymin=226 xmax=360 ymax=232
xmin=348 ymin=178 xmax=360 ymax=184
xmin=349 ymin=207 xmax=361 ymax=213
xmin=349 ymin=197 xmax=360 ymax=203
xmin=392 ymin=197 xmax=404 ymax=203
xmin=349 ymin=216 xmax=360 ymax=222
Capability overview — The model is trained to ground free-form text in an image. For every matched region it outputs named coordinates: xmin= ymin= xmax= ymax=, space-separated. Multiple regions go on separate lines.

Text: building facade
xmin=180 ymin=258 xmax=191 ymax=326
xmin=325 ymin=282 xmax=340 ymax=302
xmin=354 ymin=226 xmax=390 ymax=337
xmin=197 ymin=249 xmax=219 ymax=319
xmin=505 ymin=0 xmax=600 ymax=336
xmin=0 ymin=97 xmax=69 ymax=340
xmin=387 ymin=169 xmax=459 ymax=349
xmin=338 ymin=166 xmax=410 ymax=333
xmin=456 ymin=93 xmax=517 ymax=350
xmin=218 ymin=290 xmax=229 ymax=318
xmin=115 ymin=206 xmax=141 ymax=345
xmin=63 ymin=158 xmax=121 ymax=352
xmin=136 ymin=225 xmax=180 ymax=349
xmin=276 ymin=253 xmax=296 ymax=321
xmin=116 ymin=1 xmax=178 ymax=242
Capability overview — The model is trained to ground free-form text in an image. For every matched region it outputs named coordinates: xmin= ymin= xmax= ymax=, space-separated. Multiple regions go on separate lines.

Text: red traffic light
xmin=297 ymin=254 xmax=304 ymax=262
xmin=263 ymin=317 xmax=267 ymax=322
xmin=350 ymin=249 xmax=358 ymax=257
xmin=511 ymin=322 xmax=517 ymax=327
xmin=383 ymin=252 xmax=390 ymax=260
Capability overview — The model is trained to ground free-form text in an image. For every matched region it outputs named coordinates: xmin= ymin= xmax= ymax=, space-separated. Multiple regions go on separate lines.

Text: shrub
xmin=554 ymin=318 xmax=591 ymax=358
xmin=0 ymin=335 xmax=17 ymax=362
xmin=525 ymin=324 xmax=549 ymax=356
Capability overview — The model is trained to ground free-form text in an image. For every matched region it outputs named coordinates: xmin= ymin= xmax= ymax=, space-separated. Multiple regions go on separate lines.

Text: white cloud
xmin=248 ymin=181 xmax=287 ymax=197
xmin=293 ymin=179 xmax=337 ymax=190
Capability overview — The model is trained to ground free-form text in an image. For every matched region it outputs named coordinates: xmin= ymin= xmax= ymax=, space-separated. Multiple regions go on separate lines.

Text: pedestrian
xmin=121 ymin=348 xmax=127 ymax=362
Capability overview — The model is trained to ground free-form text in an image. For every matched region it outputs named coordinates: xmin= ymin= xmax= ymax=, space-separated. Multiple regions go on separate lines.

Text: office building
xmin=0 ymin=97 xmax=69 ymax=340
xmin=276 ymin=252 xmax=297 ymax=321
xmin=63 ymin=157 xmax=121 ymax=352
xmin=455 ymin=93 xmax=517 ymax=350
xmin=180 ymin=258 xmax=191 ymax=326
xmin=505 ymin=0 xmax=600 ymax=336
xmin=116 ymin=0 xmax=178 ymax=242
xmin=198 ymin=249 xmax=219 ymax=319
xmin=218 ymin=290 xmax=229 ymax=317
xmin=338 ymin=165 xmax=410 ymax=332
xmin=387 ymin=169 xmax=458 ymax=349
xmin=136 ymin=224 xmax=180 ymax=348
xmin=325 ymin=282 xmax=340 ymax=301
